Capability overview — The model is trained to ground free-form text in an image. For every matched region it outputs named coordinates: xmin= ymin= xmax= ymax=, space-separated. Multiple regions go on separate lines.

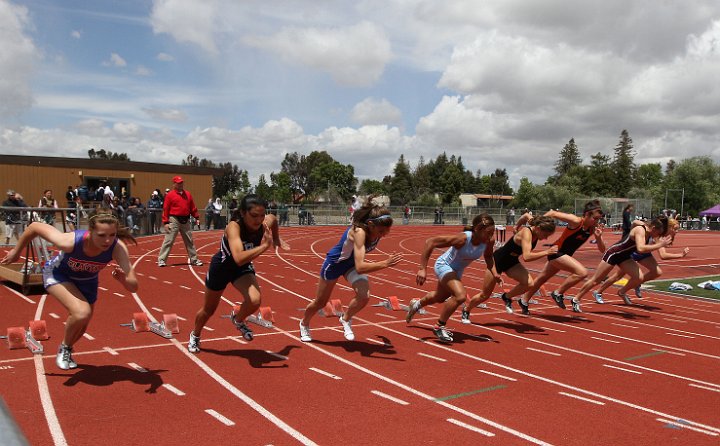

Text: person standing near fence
xmin=621 ymin=204 xmax=634 ymax=238
xmin=157 ymin=176 xmax=203 ymax=267
xmin=38 ymin=189 xmax=59 ymax=225
xmin=3 ymin=190 xmax=27 ymax=245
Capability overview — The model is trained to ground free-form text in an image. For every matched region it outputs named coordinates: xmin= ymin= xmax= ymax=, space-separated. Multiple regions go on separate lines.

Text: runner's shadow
xmin=409 ymin=326 xmax=498 ymax=345
xmin=313 ymin=337 xmax=403 ymax=361
xmin=203 ymin=345 xmax=299 ymax=368
xmin=52 ymin=364 xmax=165 ymax=394
xmin=482 ymin=321 xmax=549 ymax=335
xmin=592 ymin=310 xmax=650 ymax=320
xmin=537 ymin=314 xmax=594 ymax=325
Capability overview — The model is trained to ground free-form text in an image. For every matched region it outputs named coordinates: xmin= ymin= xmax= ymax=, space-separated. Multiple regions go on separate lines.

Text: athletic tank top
xmin=552 ymin=217 xmax=593 ymax=257
xmin=436 ymin=231 xmax=486 ymax=272
xmin=216 ymin=220 xmax=264 ymax=267
xmin=49 ymin=230 xmax=117 ymax=281
xmin=325 ymin=226 xmax=380 ymax=266
xmin=605 ymin=225 xmax=646 ymax=257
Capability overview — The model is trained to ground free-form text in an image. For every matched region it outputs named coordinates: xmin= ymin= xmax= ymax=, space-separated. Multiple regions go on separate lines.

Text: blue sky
xmin=1 ymin=0 xmax=719 ymax=190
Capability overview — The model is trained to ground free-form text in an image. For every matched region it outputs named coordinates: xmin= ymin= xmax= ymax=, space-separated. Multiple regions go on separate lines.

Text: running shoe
xmin=571 ymin=299 xmax=582 ymax=313
xmin=188 ymin=331 xmax=201 ymax=353
xmin=518 ymin=298 xmax=530 ymax=315
xmin=157 ymin=259 xmax=166 ymax=267
xmin=56 ymin=344 xmax=77 ymax=370
xmin=339 ymin=316 xmax=355 ymax=341
xmin=634 ymin=286 xmax=643 ymax=298
xmin=231 ymin=314 xmax=254 ymax=341
xmin=461 ymin=306 xmax=471 ymax=325
xmin=550 ymin=291 xmax=566 ymax=309
xmin=501 ymin=293 xmax=514 ymax=314
xmin=592 ymin=291 xmax=605 ymax=304
xmin=299 ymin=322 xmax=312 ymax=342
xmin=406 ymin=299 xmax=421 ymax=323
xmin=190 ymin=259 xmax=203 ymax=266
xmin=619 ymin=293 xmax=633 ymax=305
xmin=432 ymin=325 xmax=453 ymax=343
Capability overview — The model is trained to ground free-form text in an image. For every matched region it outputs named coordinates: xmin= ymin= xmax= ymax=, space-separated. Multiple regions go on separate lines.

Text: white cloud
xmin=143 ymin=108 xmax=187 ymax=122
xmin=70 ymin=30 xmax=81 ymax=39
xmin=135 ymin=65 xmax=152 ymax=76
xmin=156 ymin=52 xmax=174 ymax=62
xmin=0 ymin=1 xmax=37 ymax=119
xmin=103 ymin=52 xmax=127 ymax=67
xmin=350 ymin=98 xmax=402 ymax=126
xmin=244 ymin=21 xmax=392 ymax=87
xmin=150 ymin=0 xmax=219 ymax=54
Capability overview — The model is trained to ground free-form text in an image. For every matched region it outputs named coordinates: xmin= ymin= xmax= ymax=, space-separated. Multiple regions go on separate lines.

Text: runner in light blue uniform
xmin=407 ymin=213 xmax=498 ymax=343
xmin=300 ymin=200 xmax=402 ymax=342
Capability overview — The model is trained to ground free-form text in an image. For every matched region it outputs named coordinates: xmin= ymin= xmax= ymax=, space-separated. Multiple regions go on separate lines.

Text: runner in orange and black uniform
xmin=461 ymin=216 xmax=556 ymax=323
xmin=516 ymin=200 xmax=606 ymax=314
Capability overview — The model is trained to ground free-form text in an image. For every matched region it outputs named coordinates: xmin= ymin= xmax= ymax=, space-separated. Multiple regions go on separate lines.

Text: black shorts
xmin=602 ymin=249 xmax=633 ymax=266
xmin=205 ymin=253 xmax=255 ymax=291
xmin=494 ymin=255 xmax=520 ymax=275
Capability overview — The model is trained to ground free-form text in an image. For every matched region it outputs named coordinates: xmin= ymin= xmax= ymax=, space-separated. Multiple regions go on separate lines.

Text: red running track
xmin=1 ymin=226 xmax=719 ymax=445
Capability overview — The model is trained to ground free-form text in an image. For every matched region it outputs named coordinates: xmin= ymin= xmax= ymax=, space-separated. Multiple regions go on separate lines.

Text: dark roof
xmin=0 ymin=154 xmax=222 ymax=175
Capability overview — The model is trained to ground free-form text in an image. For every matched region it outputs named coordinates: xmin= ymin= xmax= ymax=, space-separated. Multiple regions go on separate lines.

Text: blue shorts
xmin=434 ymin=260 xmax=463 ymax=281
xmin=631 ymin=252 xmax=653 ymax=262
xmin=205 ymin=253 xmax=255 ymax=291
xmin=320 ymin=258 xmax=368 ymax=283
xmin=43 ymin=268 xmax=99 ymax=304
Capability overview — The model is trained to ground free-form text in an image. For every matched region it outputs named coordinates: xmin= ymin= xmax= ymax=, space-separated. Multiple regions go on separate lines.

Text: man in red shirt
xmin=157 ymin=176 xmax=203 ymax=267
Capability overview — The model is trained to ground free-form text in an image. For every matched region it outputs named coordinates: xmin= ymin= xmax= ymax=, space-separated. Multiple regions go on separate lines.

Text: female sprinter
xmin=1 ymin=212 xmax=137 ymax=370
xmin=592 ymin=218 xmax=688 ymax=304
xmin=188 ymin=194 xmax=288 ymax=353
xmin=462 ymin=216 xmax=557 ymax=322
xmin=569 ymin=214 xmax=672 ymax=312
xmin=405 ymin=213 xmax=498 ymax=342
xmin=517 ymin=200 xmax=606 ymax=315
xmin=299 ymin=201 xmax=402 ymax=342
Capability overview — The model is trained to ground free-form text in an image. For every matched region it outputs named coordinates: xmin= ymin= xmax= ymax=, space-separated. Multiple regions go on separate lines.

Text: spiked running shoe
xmin=231 ymin=313 xmax=254 ymax=341
xmin=592 ymin=291 xmax=605 ymax=304
xmin=299 ymin=322 xmax=312 ymax=342
xmin=550 ymin=291 xmax=566 ymax=309
xmin=634 ymin=286 xmax=643 ymax=298
xmin=339 ymin=316 xmax=355 ymax=341
xmin=56 ymin=344 xmax=78 ymax=370
xmin=620 ymin=293 xmax=633 ymax=305
xmin=518 ymin=298 xmax=530 ymax=315
xmin=433 ymin=325 xmax=453 ymax=343
xmin=571 ymin=299 xmax=582 ymax=313
xmin=188 ymin=331 xmax=201 ymax=353
xmin=461 ymin=307 xmax=471 ymax=325
xmin=501 ymin=293 xmax=514 ymax=314
xmin=406 ymin=299 xmax=421 ymax=323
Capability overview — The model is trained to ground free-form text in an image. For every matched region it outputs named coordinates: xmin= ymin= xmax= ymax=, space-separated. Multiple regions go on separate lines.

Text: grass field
xmin=646 ymin=275 xmax=720 ymax=300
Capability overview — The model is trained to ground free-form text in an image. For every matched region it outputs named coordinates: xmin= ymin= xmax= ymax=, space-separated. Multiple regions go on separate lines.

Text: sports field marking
xmin=82 ymin=333 xmax=95 ymax=341
xmin=113 ymin=292 xmax=124 ymax=297
xmin=365 ymin=337 xmax=392 ymax=346
xmin=446 ymin=418 xmax=495 ymax=437
xmin=526 ymin=347 xmax=561 ymax=356
xmin=151 ymin=307 xmax=163 ymax=312
xmin=204 ymin=326 xmax=215 ymax=332
xmin=128 ymin=362 xmax=148 ymax=372
xmin=309 ymin=367 xmax=342 ymax=380
xmin=435 ymin=385 xmax=507 ymax=402
xmin=227 ymin=336 xmax=247 ymax=345
xmin=478 ymin=370 xmax=517 ymax=381
xmin=179 ymin=285 xmax=191 ymax=290
xmin=558 ymin=392 xmax=605 ymax=405
xmin=98 ymin=286 xmax=107 ymax=291
xmin=103 ymin=347 xmax=119 ymax=356
xmin=625 ymin=351 xmax=667 ymax=361
xmin=162 ymin=280 xmax=172 ymax=285
xmin=535 ymin=326 xmax=566 ymax=333
xmin=417 ymin=352 xmax=447 ymax=362
xmin=265 ymin=351 xmax=288 ymax=360
xmin=612 ymin=323 xmax=638 ymax=329
xmin=375 ymin=312 xmax=396 ymax=319
xmin=688 ymin=383 xmax=720 ymax=393
xmin=665 ymin=332 xmax=695 ymax=338
xmin=652 ymin=348 xmax=684 ymax=356
xmin=3 ymin=284 xmax=36 ymax=304
xmin=205 ymin=409 xmax=235 ymax=427
xmin=162 ymin=383 xmax=186 ymax=396
xmin=591 ymin=336 xmax=621 ymax=344
xmin=656 ymin=418 xmax=718 ymax=436
xmin=603 ymin=364 xmax=643 ymax=375
xmin=48 ymin=312 xmax=60 ymax=319
xmin=663 ymin=318 xmax=688 ymax=323
xmin=370 ymin=390 xmax=409 ymax=405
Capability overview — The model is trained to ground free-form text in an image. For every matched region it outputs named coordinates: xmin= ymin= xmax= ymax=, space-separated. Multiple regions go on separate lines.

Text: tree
xmin=585 ymin=152 xmax=614 ymax=196
xmin=665 ymin=156 xmax=720 ymax=216
xmin=308 ymin=160 xmax=357 ymax=203
xmin=358 ymin=179 xmax=387 ymax=196
xmin=281 ymin=152 xmax=309 ymax=199
xmin=611 ymin=129 xmax=636 ymax=196
xmin=254 ymin=174 xmax=273 ymax=200
xmin=388 ymin=154 xmax=414 ymax=204
xmin=212 ymin=162 xmax=248 ymax=198
xmin=553 ymin=138 xmax=583 ymax=180
xmin=270 ymin=171 xmax=292 ymax=203
xmin=88 ymin=148 xmax=130 ymax=161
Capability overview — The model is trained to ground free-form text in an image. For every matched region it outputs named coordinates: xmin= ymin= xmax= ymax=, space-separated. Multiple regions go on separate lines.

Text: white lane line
xmin=309 ymin=367 xmax=342 ymax=380
xmin=228 ymin=336 xmax=247 ymax=345
xmin=2 ymin=284 xmax=36 ymax=304
xmin=98 ymin=286 xmax=108 ymax=291
xmin=103 ymin=347 xmax=119 ymax=356
xmin=478 ymin=370 xmax=517 ymax=381
xmin=536 ymin=326 xmax=566 ymax=333
xmin=151 ymin=307 xmax=164 ymax=312
xmin=375 ymin=312 xmax=396 ymax=319
xmin=128 ymin=363 xmax=148 ymax=372
xmin=265 ymin=351 xmax=287 ymax=360
xmin=365 ymin=337 xmax=392 ymax=346
xmin=204 ymin=326 xmax=215 ymax=332
xmin=82 ymin=333 xmax=95 ymax=341
xmin=370 ymin=390 xmax=409 ymax=405
xmin=180 ymin=285 xmax=191 ymax=290
xmin=656 ymin=418 xmax=718 ymax=436
xmin=205 ymin=409 xmax=235 ymax=426
xmin=447 ymin=418 xmax=495 ymax=437
xmin=176 ymin=315 xmax=187 ymax=321
xmin=526 ymin=347 xmax=561 ymax=356
xmin=559 ymin=392 xmax=605 ymax=405
xmin=653 ymin=348 xmax=685 ymax=356
xmin=611 ymin=323 xmax=638 ymax=329
xmin=113 ymin=292 xmax=124 ymax=297
xmin=148 ymin=276 xmax=157 ymax=280
xmin=689 ymin=384 xmax=720 ymax=393
xmin=48 ymin=312 xmax=60 ymax=319
xmin=665 ymin=332 xmax=695 ymax=338
xmin=163 ymin=280 xmax=173 ymax=285
xmin=417 ymin=352 xmax=447 ymax=362
xmin=602 ymin=364 xmax=643 ymax=375
xmin=591 ymin=336 xmax=621 ymax=344
xmin=162 ymin=383 xmax=186 ymax=396
xmin=663 ymin=319 xmax=688 ymax=324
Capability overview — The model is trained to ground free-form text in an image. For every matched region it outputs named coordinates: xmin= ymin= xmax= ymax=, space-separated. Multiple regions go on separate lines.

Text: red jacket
xmin=162 ymin=189 xmax=199 ymax=224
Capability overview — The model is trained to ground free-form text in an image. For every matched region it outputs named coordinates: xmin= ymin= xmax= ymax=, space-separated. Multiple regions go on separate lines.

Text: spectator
xmin=507 ymin=208 xmax=516 ymax=225
xmin=3 ymin=190 xmax=27 ymax=245
xmin=126 ymin=197 xmax=146 ymax=233
xmin=212 ymin=198 xmax=223 ymax=228
xmin=228 ymin=198 xmax=238 ymax=215
xmin=38 ymin=189 xmax=59 ymax=225
xmin=204 ymin=198 xmax=214 ymax=230
xmin=65 ymin=186 xmax=77 ymax=209
xmin=157 ymin=176 xmax=203 ymax=267
xmin=298 ymin=204 xmax=307 ymax=225
xmin=622 ymin=204 xmax=634 ymax=239
xmin=147 ymin=190 xmax=163 ymax=234
xmin=279 ymin=202 xmax=289 ymax=226
xmin=403 ymin=204 xmax=411 ymax=225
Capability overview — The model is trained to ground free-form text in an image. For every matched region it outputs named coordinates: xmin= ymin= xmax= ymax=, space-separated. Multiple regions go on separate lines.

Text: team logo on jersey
xmin=67 ymin=257 xmax=106 ymax=274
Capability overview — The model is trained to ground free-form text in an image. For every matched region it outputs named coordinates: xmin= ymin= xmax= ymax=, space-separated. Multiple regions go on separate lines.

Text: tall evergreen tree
xmin=554 ymin=138 xmax=582 ymax=180
xmin=389 ymin=154 xmax=414 ymax=204
xmin=611 ymin=129 xmax=636 ymax=196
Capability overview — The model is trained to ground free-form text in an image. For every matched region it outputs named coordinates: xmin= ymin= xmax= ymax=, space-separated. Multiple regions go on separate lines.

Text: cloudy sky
xmin=1 ymin=0 xmax=719 ymax=189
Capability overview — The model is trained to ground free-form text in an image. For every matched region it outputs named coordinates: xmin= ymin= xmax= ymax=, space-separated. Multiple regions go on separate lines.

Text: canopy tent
xmin=699 ymin=204 xmax=720 ymax=217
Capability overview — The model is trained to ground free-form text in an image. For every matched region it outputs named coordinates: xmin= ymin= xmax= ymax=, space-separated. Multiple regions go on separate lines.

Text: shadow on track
xmin=312 ymin=336 xmax=403 ymax=361
xmin=52 ymin=364 xmax=166 ymax=394
xmin=201 ymin=344 xmax=300 ymax=368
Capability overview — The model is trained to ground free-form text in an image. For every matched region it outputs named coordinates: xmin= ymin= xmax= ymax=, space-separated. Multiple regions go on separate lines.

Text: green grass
xmin=645 ymin=275 xmax=720 ymax=300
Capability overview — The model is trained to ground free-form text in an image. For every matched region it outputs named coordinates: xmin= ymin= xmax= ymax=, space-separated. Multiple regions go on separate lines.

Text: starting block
xmin=372 ymin=296 xmax=426 ymax=315
xmin=1 ymin=320 xmax=47 ymax=354
xmin=121 ymin=312 xmax=178 ymax=339
xmin=319 ymin=299 xmax=343 ymax=317
xmin=225 ymin=305 xmax=274 ymax=329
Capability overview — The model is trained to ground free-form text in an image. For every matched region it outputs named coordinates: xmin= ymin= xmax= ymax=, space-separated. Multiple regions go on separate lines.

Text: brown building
xmin=0 ymin=154 xmax=220 ymax=208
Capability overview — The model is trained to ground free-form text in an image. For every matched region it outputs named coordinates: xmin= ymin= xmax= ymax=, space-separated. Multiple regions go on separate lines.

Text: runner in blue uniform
xmin=1 ymin=212 xmax=137 ymax=370
xmin=405 ymin=213 xmax=498 ymax=342
xmin=570 ymin=214 xmax=671 ymax=312
xmin=188 ymin=194 xmax=288 ymax=353
xmin=299 ymin=200 xmax=402 ymax=342
xmin=462 ymin=216 xmax=557 ymax=322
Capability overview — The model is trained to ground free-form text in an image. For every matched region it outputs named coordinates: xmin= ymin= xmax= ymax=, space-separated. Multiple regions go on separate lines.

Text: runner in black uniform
xmin=187 ymin=194 xmax=289 ymax=353
xmin=517 ymin=200 xmax=606 ymax=314
xmin=570 ymin=215 xmax=671 ymax=312
xmin=462 ymin=216 xmax=556 ymax=322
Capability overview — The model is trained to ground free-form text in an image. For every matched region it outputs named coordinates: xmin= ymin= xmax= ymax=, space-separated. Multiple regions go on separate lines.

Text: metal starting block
xmin=121 ymin=312 xmax=179 ymax=339
xmin=373 ymin=296 xmax=426 ymax=315
xmin=1 ymin=320 xmax=48 ymax=354
xmin=319 ymin=299 xmax=343 ymax=317
xmin=225 ymin=305 xmax=274 ymax=329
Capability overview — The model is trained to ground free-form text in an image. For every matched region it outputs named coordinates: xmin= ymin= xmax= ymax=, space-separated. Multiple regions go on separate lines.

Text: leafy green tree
xmin=254 ymin=174 xmax=273 ymax=200
xmin=439 ymin=163 xmax=465 ymax=203
xmin=388 ymin=154 xmax=414 ymax=204
xmin=213 ymin=162 xmax=248 ymax=198
xmin=358 ymin=179 xmax=387 ymax=196
xmin=308 ymin=160 xmax=357 ymax=203
xmin=611 ymin=129 xmax=636 ymax=196
xmin=665 ymin=156 xmax=720 ymax=215
xmin=281 ymin=152 xmax=309 ymax=198
xmin=585 ymin=152 xmax=615 ymax=196
xmin=270 ymin=171 xmax=292 ymax=203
